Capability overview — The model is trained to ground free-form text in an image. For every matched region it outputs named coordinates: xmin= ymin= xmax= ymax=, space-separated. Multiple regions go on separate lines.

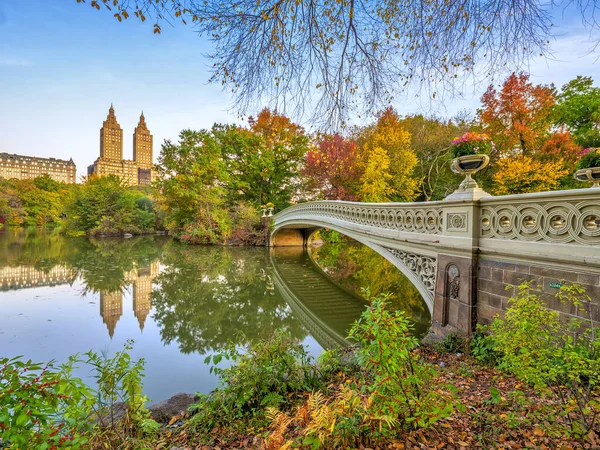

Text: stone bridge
xmin=271 ymin=187 xmax=600 ymax=336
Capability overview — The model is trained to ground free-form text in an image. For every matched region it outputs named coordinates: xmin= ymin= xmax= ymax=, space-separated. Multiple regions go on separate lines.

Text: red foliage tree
xmin=538 ymin=130 xmax=582 ymax=165
xmin=304 ymin=133 xmax=361 ymax=200
xmin=479 ymin=72 xmax=556 ymax=157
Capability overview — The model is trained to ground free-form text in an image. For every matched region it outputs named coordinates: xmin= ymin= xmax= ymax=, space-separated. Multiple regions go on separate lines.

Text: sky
xmin=1 ymin=0 xmax=600 ymax=179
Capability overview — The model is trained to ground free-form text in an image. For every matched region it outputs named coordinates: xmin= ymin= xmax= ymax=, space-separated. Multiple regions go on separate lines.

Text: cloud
xmin=0 ymin=58 xmax=33 ymax=67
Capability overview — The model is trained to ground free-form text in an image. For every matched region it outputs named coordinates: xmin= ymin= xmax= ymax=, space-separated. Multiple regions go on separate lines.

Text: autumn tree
xmin=356 ymin=108 xmax=419 ymax=202
xmin=555 ymin=76 xmax=600 ymax=148
xmin=492 ymin=156 xmax=569 ymax=195
xmin=398 ymin=114 xmax=470 ymax=201
xmin=479 ymin=72 xmax=556 ymax=157
xmin=304 ymin=134 xmax=361 ymax=200
xmin=246 ymin=109 xmax=308 ymax=208
xmin=77 ymin=0 xmax=600 ymax=128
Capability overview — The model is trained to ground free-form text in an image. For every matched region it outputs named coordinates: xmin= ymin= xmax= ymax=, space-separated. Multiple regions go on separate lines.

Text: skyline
xmin=2 ymin=1 xmax=600 ymax=178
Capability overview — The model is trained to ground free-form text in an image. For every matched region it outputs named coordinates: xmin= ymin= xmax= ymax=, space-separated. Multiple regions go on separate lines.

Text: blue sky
xmin=1 ymin=0 xmax=600 ymax=178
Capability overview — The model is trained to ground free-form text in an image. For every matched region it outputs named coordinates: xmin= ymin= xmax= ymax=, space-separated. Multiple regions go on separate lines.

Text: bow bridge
xmin=271 ymin=187 xmax=600 ymax=336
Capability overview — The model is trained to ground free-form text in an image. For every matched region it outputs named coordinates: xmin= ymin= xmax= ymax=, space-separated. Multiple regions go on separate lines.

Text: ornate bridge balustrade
xmin=272 ymin=187 xmax=600 ymax=337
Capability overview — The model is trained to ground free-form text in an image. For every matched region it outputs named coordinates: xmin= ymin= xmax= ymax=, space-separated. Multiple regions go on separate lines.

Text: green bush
xmin=0 ymin=342 xmax=157 ymax=449
xmin=83 ymin=340 xmax=155 ymax=431
xmin=190 ymin=330 xmax=321 ymax=431
xmin=437 ymin=332 xmax=467 ymax=354
xmin=0 ymin=357 xmax=94 ymax=449
xmin=487 ymin=282 xmax=600 ymax=435
xmin=348 ymin=293 xmax=454 ymax=431
xmin=469 ymin=327 xmax=503 ymax=366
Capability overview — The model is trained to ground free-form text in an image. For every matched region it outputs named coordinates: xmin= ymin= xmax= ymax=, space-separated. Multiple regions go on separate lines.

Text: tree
xmin=356 ymin=108 xmax=419 ymax=202
xmin=359 ymin=146 xmax=394 ymax=203
xmin=155 ymin=129 xmax=230 ymax=243
xmin=479 ymin=72 xmax=556 ymax=157
xmin=216 ymin=108 xmax=308 ymax=209
xmin=66 ymin=175 xmax=156 ymax=236
xmin=492 ymin=156 xmax=569 ymax=195
xmin=77 ymin=0 xmax=600 ymax=128
xmin=304 ymin=133 xmax=361 ymax=201
xmin=398 ymin=115 xmax=469 ymax=201
xmin=555 ymin=76 xmax=600 ymax=148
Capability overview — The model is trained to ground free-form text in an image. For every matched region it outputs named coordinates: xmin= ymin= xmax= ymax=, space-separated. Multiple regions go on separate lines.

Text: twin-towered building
xmin=0 ymin=105 xmax=154 ymax=185
xmin=87 ymin=104 xmax=155 ymax=186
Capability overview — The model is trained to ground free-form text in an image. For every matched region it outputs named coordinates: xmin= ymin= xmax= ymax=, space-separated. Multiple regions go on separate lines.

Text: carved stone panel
xmin=447 ymin=264 xmax=460 ymax=300
xmin=383 ymin=248 xmax=437 ymax=297
xmin=446 ymin=212 xmax=468 ymax=232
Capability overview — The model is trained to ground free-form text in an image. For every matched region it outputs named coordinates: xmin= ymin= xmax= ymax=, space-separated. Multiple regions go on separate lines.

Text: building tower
xmin=100 ymin=104 xmax=124 ymax=161
xmin=100 ymin=290 xmax=123 ymax=339
xmin=132 ymin=264 xmax=155 ymax=332
xmin=133 ymin=111 xmax=154 ymax=185
xmin=133 ymin=111 xmax=153 ymax=168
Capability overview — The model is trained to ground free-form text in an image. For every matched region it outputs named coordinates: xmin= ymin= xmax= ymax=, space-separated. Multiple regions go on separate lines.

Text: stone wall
xmin=477 ymin=259 xmax=600 ymax=326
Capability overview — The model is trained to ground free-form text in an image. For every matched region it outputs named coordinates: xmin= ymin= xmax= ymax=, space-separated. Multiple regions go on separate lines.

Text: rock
xmin=123 ymin=233 xmax=133 ymax=238
xmin=92 ymin=402 xmax=127 ymax=426
xmin=148 ymin=393 xmax=199 ymax=423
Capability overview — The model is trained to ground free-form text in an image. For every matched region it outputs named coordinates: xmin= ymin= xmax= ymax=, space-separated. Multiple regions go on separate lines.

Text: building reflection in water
xmin=0 ymin=261 xmax=159 ymax=339
xmin=99 ymin=262 xmax=160 ymax=338
xmin=0 ymin=265 xmax=76 ymax=291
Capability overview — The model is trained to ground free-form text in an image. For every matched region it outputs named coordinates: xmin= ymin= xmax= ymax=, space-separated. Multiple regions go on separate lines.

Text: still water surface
xmin=0 ymin=230 xmax=430 ymax=402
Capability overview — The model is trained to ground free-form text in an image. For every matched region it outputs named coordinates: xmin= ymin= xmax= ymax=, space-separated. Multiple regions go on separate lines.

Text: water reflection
xmin=99 ymin=262 xmax=159 ymax=337
xmin=0 ymin=230 xmax=431 ymax=400
xmin=150 ymin=245 xmax=308 ymax=354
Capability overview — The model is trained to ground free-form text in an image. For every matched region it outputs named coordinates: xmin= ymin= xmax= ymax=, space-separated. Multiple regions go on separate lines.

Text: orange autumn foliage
xmin=479 ymin=73 xmax=556 ymax=157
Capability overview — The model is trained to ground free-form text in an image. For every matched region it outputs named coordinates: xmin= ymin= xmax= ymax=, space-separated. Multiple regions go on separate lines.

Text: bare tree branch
xmin=78 ymin=0 xmax=600 ymax=128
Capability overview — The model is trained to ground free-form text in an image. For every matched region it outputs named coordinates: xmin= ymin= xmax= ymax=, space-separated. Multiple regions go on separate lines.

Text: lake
xmin=0 ymin=230 xmax=430 ymax=402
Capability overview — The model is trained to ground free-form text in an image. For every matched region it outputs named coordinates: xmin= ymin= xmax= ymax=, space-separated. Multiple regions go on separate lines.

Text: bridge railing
xmin=479 ymin=188 xmax=600 ymax=246
xmin=274 ymin=200 xmax=447 ymax=235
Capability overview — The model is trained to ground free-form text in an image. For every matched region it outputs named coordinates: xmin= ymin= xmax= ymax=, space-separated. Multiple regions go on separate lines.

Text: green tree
xmin=398 ymin=115 xmax=468 ymax=201
xmin=155 ymin=129 xmax=231 ymax=243
xmin=214 ymin=109 xmax=308 ymax=210
xmin=66 ymin=175 xmax=156 ymax=236
xmin=555 ymin=76 xmax=600 ymax=148
xmin=244 ymin=108 xmax=308 ymax=208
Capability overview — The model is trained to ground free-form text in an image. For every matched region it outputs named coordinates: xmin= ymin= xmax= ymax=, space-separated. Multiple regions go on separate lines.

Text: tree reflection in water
xmin=0 ymin=230 xmax=431 ymax=355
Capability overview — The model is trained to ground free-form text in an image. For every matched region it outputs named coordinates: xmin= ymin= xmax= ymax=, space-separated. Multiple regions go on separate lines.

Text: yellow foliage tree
xmin=357 ymin=108 xmax=419 ymax=202
xmin=493 ymin=156 xmax=569 ymax=195
xmin=359 ymin=146 xmax=394 ymax=202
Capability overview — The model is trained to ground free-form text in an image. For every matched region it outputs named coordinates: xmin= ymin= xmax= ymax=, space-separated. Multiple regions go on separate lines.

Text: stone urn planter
xmin=451 ymin=154 xmax=490 ymax=190
xmin=574 ymin=167 xmax=600 ymax=188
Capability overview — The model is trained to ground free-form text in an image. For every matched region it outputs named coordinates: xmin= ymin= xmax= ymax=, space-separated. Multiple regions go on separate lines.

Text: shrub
xmin=0 ymin=356 xmax=94 ymax=449
xmin=469 ymin=326 xmax=502 ymax=367
xmin=189 ymin=330 xmax=321 ymax=431
xmin=264 ymin=295 xmax=455 ymax=449
xmin=487 ymin=282 xmax=600 ymax=435
xmin=437 ymin=332 xmax=467 ymax=354
xmin=348 ymin=294 xmax=454 ymax=431
xmin=229 ymin=202 xmax=265 ymax=245
xmin=83 ymin=341 xmax=154 ymax=431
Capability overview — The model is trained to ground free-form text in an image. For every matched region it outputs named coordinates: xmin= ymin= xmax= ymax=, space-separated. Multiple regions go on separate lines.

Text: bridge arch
xmin=271 ymin=190 xmax=600 ymax=337
xmin=272 ymin=217 xmax=437 ymax=314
